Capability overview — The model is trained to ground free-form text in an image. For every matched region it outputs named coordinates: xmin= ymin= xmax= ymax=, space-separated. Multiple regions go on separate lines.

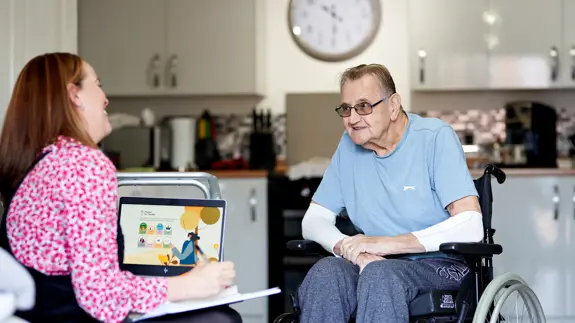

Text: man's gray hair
xmin=339 ymin=63 xmax=397 ymax=97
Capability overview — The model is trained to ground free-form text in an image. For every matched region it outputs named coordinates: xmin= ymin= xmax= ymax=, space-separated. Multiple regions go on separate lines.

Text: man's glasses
xmin=335 ymin=97 xmax=389 ymax=118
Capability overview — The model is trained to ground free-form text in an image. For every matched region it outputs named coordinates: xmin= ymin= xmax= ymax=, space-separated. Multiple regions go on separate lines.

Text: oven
xmin=267 ymin=175 xmax=324 ymax=319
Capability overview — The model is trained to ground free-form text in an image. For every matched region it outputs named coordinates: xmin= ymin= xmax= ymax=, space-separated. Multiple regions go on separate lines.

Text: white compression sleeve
xmin=301 ymin=203 xmax=349 ymax=255
xmin=411 ymin=211 xmax=484 ymax=252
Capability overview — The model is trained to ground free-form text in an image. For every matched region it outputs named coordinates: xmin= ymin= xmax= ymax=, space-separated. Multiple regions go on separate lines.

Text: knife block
xmin=249 ymin=132 xmax=276 ymax=170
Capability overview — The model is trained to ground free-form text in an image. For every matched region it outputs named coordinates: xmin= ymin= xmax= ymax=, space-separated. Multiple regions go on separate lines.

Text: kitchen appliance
xmin=100 ymin=125 xmax=168 ymax=170
xmin=100 ymin=116 xmax=198 ymax=171
xmin=503 ymin=101 xmax=557 ymax=168
xmin=168 ymin=117 xmax=196 ymax=171
xmin=267 ymin=175 xmax=357 ymax=319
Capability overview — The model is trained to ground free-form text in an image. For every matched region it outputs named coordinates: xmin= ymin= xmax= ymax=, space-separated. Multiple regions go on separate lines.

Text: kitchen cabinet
xmin=219 ymin=178 xmax=269 ymax=323
xmin=487 ymin=0 xmax=563 ymax=89
xmin=561 ymin=0 xmax=575 ymax=87
xmin=408 ymin=0 xmax=573 ymax=91
xmin=0 ymin=0 xmax=14 ymax=127
xmin=491 ymin=175 xmax=575 ymax=322
xmin=407 ymin=0 xmax=490 ymax=90
xmin=0 ymin=0 xmax=77 ymax=126
xmin=78 ymin=0 xmax=166 ymax=97
xmin=78 ymin=0 xmax=264 ymax=97
xmin=117 ymin=176 xmax=269 ymax=323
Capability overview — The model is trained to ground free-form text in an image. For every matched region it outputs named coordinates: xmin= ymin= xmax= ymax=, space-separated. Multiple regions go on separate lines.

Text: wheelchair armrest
xmin=439 ymin=242 xmax=502 ymax=257
xmin=286 ymin=240 xmax=331 ymax=256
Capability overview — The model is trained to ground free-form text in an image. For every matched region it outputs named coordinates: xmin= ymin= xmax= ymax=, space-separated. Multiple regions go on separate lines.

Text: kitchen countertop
xmin=198 ymin=167 xmax=575 ymax=178
xmin=469 ymin=168 xmax=575 ymax=177
xmin=204 ymin=170 xmax=269 ymax=178
xmin=117 ymin=166 xmax=575 ymax=179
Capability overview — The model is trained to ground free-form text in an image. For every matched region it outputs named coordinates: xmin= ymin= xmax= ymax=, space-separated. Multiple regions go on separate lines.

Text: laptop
xmin=117 ymin=196 xmax=227 ymax=277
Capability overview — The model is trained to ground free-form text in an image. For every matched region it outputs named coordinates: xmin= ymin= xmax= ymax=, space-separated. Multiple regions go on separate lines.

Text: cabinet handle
xmin=418 ymin=49 xmax=426 ymax=83
xmin=148 ymin=54 xmax=161 ymax=88
xmin=166 ymin=55 xmax=178 ymax=88
xmin=249 ymin=188 xmax=257 ymax=222
xmin=553 ymin=185 xmax=560 ymax=220
xmin=550 ymin=46 xmax=559 ymax=81
xmin=570 ymin=46 xmax=575 ymax=81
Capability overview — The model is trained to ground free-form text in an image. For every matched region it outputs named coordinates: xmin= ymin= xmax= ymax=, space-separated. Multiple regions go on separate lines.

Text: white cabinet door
xmin=407 ymin=0 xmax=489 ymax=90
xmin=487 ymin=0 xmax=562 ymax=89
xmin=165 ymin=0 xmax=258 ymax=95
xmin=558 ymin=177 xmax=575 ymax=321
xmin=561 ymin=0 xmax=575 ymax=88
xmin=492 ymin=177 xmax=568 ymax=320
xmin=0 ymin=0 xmax=15 ymax=128
xmin=0 ymin=0 xmax=77 ymax=128
xmin=219 ymin=179 xmax=268 ymax=323
xmin=78 ymin=0 xmax=166 ymax=96
xmin=12 ymin=0 xmax=77 ymax=74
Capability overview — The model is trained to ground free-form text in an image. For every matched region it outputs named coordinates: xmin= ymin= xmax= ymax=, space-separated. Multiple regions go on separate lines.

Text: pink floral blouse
xmin=6 ymin=136 xmax=168 ymax=323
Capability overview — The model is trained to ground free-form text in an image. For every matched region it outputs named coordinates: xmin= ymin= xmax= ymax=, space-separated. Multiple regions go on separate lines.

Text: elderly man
xmin=297 ymin=64 xmax=482 ymax=323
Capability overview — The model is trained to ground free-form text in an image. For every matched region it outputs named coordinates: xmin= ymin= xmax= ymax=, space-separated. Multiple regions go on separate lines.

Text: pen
xmin=195 ymin=244 xmax=211 ymax=263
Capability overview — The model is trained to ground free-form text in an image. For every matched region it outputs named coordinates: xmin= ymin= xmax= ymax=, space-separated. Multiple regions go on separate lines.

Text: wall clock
xmin=288 ymin=0 xmax=382 ymax=62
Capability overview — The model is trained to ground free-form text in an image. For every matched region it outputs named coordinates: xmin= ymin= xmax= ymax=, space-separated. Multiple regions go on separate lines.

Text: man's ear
xmin=66 ymin=83 xmax=81 ymax=108
xmin=389 ymin=93 xmax=403 ymax=121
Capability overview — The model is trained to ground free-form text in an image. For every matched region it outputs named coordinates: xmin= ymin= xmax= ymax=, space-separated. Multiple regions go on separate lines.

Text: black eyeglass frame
xmin=334 ymin=94 xmax=393 ymax=117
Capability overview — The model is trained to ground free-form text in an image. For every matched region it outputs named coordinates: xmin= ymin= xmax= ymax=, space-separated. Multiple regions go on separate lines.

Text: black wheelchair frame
xmin=274 ymin=165 xmax=507 ymax=323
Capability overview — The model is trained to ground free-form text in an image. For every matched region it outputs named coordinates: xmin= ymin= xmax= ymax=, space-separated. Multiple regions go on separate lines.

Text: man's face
xmin=340 ymin=74 xmax=390 ymax=146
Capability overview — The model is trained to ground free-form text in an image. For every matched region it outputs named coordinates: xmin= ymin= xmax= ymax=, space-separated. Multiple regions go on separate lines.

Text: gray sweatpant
xmin=298 ymin=256 xmax=469 ymax=323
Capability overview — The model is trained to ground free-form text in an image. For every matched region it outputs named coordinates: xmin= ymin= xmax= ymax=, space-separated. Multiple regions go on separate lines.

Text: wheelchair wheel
xmin=473 ymin=272 xmax=546 ymax=323
xmin=272 ymin=313 xmax=299 ymax=323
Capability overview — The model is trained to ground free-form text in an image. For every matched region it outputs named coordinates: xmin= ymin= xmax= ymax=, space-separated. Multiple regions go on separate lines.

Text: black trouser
xmin=128 ymin=306 xmax=242 ymax=323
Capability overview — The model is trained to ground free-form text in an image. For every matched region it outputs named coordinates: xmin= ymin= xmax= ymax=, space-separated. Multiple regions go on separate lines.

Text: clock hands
xmin=321 ymin=4 xmax=343 ymax=22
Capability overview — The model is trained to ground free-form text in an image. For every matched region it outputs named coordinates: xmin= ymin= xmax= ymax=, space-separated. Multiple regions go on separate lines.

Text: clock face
xmin=288 ymin=0 xmax=381 ymax=62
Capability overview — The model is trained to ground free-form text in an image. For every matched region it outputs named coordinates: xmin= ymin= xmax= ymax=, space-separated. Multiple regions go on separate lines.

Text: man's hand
xmin=356 ymin=253 xmax=385 ymax=273
xmin=340 ymin=234 xmax=382 ymax=264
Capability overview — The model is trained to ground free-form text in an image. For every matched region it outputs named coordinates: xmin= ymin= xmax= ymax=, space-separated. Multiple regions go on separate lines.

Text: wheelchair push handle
xmin=116 ymin=172 xmax=222 ymax=200
xmin=484 ymin=164 xmax=506 ymax=184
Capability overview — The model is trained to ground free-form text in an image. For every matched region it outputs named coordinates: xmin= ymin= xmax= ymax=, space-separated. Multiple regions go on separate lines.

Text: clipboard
xmin=130 ymin=286 xmax=281 ymax=321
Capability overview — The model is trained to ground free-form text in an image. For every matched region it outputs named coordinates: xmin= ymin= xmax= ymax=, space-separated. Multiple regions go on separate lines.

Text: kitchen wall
xmin=260 ymin=0 xmax=410 ymax=115
xmin=103 ymin=0 xmax=575 ymax=165
xmin=106 ymin=0 xmax=410 ymax=116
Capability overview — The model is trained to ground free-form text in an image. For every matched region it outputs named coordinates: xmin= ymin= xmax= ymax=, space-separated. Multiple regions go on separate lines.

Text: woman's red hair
xmin=0 ymin=52 xmax=96 ymax=204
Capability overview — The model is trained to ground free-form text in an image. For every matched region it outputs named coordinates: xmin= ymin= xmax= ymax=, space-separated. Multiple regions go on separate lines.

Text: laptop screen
xmin=118 ymin=197 xmax=226 ymax=276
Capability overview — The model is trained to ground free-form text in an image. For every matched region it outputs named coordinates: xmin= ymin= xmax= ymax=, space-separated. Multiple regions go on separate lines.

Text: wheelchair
xmin=273 ymin=165 xmax=546 ymax=323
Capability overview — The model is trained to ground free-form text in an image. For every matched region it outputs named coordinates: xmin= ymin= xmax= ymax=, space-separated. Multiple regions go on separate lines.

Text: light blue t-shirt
xmin=313 ymin=113 xmax=478 ymax=240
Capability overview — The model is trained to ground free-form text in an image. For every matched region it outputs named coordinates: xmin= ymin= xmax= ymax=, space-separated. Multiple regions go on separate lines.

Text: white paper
xmin=131 ymin=286 xmax=281 ymax=321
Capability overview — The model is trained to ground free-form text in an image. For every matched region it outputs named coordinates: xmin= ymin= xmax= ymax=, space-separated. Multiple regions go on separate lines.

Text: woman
xmin=0 ymin=53 xmax=241 ymax=323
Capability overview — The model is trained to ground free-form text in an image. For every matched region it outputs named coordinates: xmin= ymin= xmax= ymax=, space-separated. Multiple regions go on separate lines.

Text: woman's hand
xmin=167 ymin=261 xmax=236 ymax=302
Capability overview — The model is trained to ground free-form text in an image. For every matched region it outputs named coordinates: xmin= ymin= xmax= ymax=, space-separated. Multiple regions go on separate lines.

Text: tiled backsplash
xmin=420 ymin=107 xmax=575 ymax=157
xmin=211 ymin=113 xmax=287 ymax=160
xmin=210 ymin=106 xmax=575 ymax=161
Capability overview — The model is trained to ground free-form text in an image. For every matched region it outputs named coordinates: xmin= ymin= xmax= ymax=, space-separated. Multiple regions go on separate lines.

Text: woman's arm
xmin=64 ymin=149 xmax=168 ymax=323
